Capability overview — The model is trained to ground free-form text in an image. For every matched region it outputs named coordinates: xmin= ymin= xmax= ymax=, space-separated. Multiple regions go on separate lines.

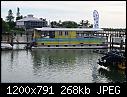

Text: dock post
xmin=26 ymin=29 xmax=29 ymax=47
xmin=110 ymin=34 xmax=112 ymax=49
xmin=111 ymin=37 xmax=113 ymax=49
xmin=120 ymin=40 xmax=123 ymax=50
xmin=10 ymin=31 xmax=14 ymax=49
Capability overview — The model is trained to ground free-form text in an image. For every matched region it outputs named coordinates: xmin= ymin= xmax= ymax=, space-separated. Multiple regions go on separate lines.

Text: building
xmin=16 ymin=14 xmax=48 ymax=31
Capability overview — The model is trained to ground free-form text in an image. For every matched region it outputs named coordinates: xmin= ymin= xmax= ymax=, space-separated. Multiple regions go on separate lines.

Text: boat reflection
xmin=30 ymin=49 xmax=78 ymax=75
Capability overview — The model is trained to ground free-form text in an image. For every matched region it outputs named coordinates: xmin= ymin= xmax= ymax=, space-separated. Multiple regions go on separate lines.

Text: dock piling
xmin=120 ymin=40 xmax=123 ymax=50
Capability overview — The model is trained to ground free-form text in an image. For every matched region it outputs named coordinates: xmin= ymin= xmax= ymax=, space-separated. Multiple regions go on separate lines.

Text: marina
xmin=1 ymin=29 xmax=125 ymax=50
xmin=1 ymin=30 xmax=126 ymax=83
xmin=1 ymin=29 xmax=126 ymax=83
xmin=1 ymin=1 xmax=126 ymax=83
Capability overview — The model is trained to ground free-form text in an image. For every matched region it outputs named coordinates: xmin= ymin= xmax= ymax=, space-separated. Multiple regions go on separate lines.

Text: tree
xmin=7 ymin=22 xmax=16 ymax=30
xmin=16 ymin=15 xmax=23 ymax=21
xmin=80 ymin=20 xmax=84 ymax=26
xmin=17 ymin=7 xmax=20 ymax=17
xmin=89 ymin=24 xmax=93 ymax=28
xmin=80 ymin=20 xmax=89 ymax=28
xmin=58 ymin=20 xmax=62 ymax=27
xmin=16 ymin=7 xmax=23 ymax=21
xmin=6 ymin=9 xmax=16 ymax=30
xmin=84 ymin=20 xmax=89 ymax=27
xmin=2 ymin=18 xmax=10 ymax=32
xmin=6 ymin=9 xmax=14 ymax=22
xmin=50 ymin=21 xmax=59 ymax=28
xmin=79 ymin=20 xmax=93 ymax=28
xmin=62 ymin=21 xmax=78 ymax=28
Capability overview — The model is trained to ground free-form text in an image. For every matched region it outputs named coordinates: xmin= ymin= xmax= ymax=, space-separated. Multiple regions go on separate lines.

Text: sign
xmin=93 ymin=10 xmax=99 ymax=28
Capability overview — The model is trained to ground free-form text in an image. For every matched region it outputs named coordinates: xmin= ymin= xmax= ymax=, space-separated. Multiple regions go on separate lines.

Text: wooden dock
xmin=1 ymin=30 xmax=126 ymax=50
xmin=1 ymin=41 xmax=31 ymax=44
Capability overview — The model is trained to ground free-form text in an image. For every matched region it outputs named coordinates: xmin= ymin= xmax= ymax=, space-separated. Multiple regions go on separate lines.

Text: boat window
xmin=41 ymin=31 xmax=49 ymax=38
xmin=65 ymin=31 xmax=68 ymax=36
xmin=79 ymin=33 xmax=82 ymax=37
xmin=81 ymin=33 xmax=84 ymax=37
xmin=49 ymin=31 xmax=55 ymax=38
xmin=59 ymin=31 xmax=62 ymax=36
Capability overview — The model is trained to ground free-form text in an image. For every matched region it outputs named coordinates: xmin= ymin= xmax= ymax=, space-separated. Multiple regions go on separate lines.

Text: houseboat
xmin=31 ymin=27 xmax=108 ymax=49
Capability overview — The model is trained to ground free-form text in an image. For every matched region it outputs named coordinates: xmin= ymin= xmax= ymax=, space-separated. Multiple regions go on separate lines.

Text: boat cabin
xmin=32 ymin=27 xmax=106 ymax=47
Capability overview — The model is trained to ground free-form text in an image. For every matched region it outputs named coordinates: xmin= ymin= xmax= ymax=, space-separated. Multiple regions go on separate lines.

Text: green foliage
xmin=50 ymin=20 xmax=93 ymax=28
xmin=5 ymin=9 xmax=15 ymax=32
xmin=6 ymin=9 xmax=14 ymax=22
xmin=7 ymin=21 xmax=16 ymax=30
xmin=79 ymin=20 xmax=91 ymax=28
xmin=51 ymin=21 xmax=58 ymax=28
xmin=62 ymin=21 xmax=78 ymax=28
xmin=2 ymin=18 xmax=10 ymax=32
xmin=14 ymin=27 xmax=25 ymax=31
xmin=2 ymin=8 xmax=25 ymax=33
xmin=16 ymin=15 xmax=23 ymax=21
xmin=89 ymin=24 xmax=93 ymax=28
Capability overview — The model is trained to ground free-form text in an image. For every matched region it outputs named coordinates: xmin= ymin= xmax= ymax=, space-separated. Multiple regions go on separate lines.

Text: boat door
xmin=49 ymin=31 xmax=55 ymax=38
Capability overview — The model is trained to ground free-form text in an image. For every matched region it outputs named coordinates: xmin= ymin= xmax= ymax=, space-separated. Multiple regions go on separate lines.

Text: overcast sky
xmin=1 ymin=1 xmax=126 ymax=28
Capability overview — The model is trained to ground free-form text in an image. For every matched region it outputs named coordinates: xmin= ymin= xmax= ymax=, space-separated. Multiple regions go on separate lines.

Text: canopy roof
xmin=35 ymin=27 xmax=103 ymax=32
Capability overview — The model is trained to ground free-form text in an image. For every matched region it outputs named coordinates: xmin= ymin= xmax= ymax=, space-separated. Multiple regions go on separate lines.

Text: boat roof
xmin=34 ymin=27 xmax=103 ymax=31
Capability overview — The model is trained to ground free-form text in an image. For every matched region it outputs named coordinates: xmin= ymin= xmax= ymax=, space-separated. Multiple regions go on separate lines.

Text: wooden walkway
xmin=1 ymin=41 xmax=31 ymax=44
xmin=106 ymin=42 xmax=125 ymax=45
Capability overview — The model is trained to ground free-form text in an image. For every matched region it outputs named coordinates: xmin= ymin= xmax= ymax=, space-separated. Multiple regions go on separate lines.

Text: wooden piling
xmin=110 ymin=34 xmax=112 ymax=49
xmin=10 ymin=32 xmax=14 ymax=48
xmin=120 ymin=40 xmax=123 ymax=50
xmin=111 ymin=37 xmax=113 ymax=49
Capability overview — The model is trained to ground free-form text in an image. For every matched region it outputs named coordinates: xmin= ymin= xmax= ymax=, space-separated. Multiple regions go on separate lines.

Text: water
xmin=1 ymin=48 xmax=126 ymax=83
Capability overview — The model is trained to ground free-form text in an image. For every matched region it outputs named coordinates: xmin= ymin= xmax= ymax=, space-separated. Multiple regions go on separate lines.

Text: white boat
xmin=1 ymin=43 xmax=13 ymax=50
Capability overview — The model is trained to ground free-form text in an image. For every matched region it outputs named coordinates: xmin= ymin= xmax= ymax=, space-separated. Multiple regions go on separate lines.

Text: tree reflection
xmin=31 ymin=49 xmax=77 ymax=75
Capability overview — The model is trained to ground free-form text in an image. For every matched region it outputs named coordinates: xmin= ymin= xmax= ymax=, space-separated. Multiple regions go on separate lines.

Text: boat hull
xmin=31 ymin=46 xmax=108 ymax=49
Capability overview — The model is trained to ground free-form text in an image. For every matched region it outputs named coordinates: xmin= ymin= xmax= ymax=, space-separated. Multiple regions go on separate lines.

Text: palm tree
xmin=6 ymin=9 xmax=14 ymax=22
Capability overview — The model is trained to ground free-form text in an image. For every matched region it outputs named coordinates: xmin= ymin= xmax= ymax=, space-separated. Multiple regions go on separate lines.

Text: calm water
xmin=1 ymin=48 xmax=126 ymax=83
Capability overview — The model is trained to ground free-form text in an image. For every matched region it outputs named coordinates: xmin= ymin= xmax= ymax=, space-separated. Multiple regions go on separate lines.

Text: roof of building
xmin=34 ymin=27 xmax=103 ymax=31
xmin=17 ymin=14 xmax=42 ymax=22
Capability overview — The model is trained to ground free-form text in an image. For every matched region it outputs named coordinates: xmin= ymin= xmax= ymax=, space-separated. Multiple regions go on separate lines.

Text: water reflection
xmin=1 ymin=49 xmax=126 ymax=83
xmin=98 ymin=66 xmax=126 ymax=82
xmin=31 ymin=49 xmax=79 ymax=76
xmin=30 ymin=49 xmax=103 ymax=82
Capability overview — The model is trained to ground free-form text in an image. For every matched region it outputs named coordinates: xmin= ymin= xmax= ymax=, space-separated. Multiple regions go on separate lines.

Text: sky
xmin=1 ymin=1 xmax=126 ymax=28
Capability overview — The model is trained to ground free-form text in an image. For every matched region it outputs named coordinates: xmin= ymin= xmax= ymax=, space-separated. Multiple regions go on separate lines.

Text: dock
xmin=1 ymin=30 xmax=126 ymax=50
xmin=1 ymin=41 xmax=31 ymax=44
